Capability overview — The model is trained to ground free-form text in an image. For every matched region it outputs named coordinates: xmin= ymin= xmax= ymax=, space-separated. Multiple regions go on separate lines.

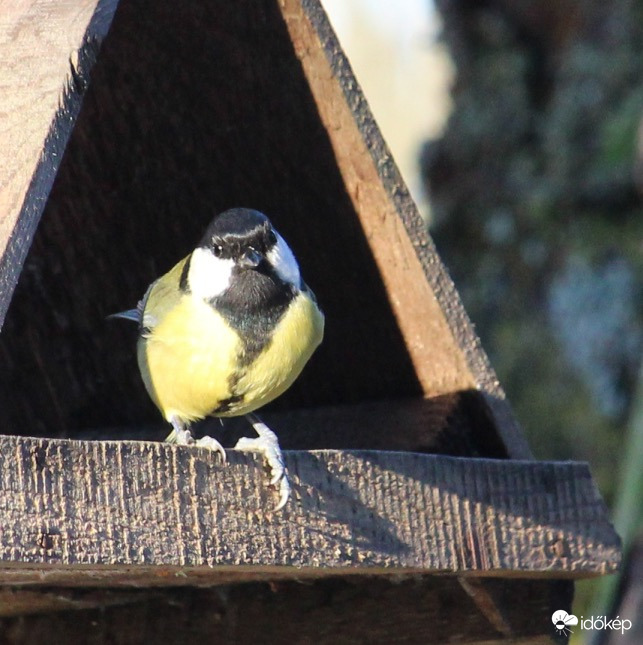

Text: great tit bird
xmin=112 ymin=208 xmax=324 ymax=510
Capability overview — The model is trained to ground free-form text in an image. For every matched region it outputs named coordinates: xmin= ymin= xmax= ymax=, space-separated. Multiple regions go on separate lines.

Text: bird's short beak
xmin=239 ymin=248 xmax=263 ymax=269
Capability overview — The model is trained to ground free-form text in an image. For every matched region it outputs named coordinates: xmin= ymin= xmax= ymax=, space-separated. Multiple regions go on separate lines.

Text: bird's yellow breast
xmin=138 ymin=296 xmax=241 ymax=423
xmin=138 ymin=290 xmax=324 ymax=423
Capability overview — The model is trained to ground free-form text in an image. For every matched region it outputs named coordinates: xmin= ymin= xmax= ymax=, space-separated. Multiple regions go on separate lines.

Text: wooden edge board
xmin=0 ymin=563 xmax=610 ymax=589
xmin=0 ymin=577 xmax=572 ymax=644
xmin=282 ymin=0 xmax=532 ymax=459
xmin=0 ymin=0 xmax=118 ymax=329
xmin=0 ymin=435 xmax=620 ymax=585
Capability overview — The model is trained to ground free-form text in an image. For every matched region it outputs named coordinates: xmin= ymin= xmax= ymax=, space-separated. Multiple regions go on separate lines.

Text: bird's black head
xmin=199 ymin=208 xmax=277 ymax=266
xmin=185 ymin=208 xmax=302 ymax=304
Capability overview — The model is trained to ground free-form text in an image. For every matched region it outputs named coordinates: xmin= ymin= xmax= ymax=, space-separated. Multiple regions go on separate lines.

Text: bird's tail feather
xmin=107 ymin=309 xmax=140 ymax=323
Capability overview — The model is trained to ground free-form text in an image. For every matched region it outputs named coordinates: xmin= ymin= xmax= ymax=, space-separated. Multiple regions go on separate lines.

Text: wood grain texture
xmin=0 ymin=0 xmax=117 ymax=328
xmin=0 ymin=436 xmax=619 ymax=585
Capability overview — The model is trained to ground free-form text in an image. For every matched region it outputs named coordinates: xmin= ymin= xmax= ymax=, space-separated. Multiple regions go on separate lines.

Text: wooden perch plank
xmin=0 ymin=0 xmax=117 ymax=328
xmin=0 ymin=435 xmax=619 ymax=586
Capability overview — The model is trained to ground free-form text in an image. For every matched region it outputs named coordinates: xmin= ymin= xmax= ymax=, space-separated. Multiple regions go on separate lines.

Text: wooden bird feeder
xmin=0 ymin=0 xmax=620 ymax=642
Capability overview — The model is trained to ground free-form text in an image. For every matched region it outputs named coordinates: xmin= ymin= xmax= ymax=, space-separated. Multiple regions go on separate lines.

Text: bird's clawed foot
xmin=165 ymin=418 xmax=227 ymax=463
xmin=194 ymin=435 xmax=227 ymax=463
xmin=235 ymin=413 xmax=290 ymax=511
xmin=165 ymin=415 xmax=288 ymax=510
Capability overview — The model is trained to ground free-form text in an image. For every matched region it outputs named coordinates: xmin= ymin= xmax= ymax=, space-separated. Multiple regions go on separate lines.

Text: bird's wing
xmin=138 ymin=255 xmax=191 ymax=334
xmin=109 ymin=255 xmax=190 ymax=332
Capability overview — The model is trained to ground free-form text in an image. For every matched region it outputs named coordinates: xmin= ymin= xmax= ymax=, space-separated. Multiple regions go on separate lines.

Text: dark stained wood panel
xmin=0 ymin=437 xmax=619 ymax=581
xmin=78 ymin=395 xmax=510 ymax=458
xmin=0 ymin=0 xmax=421 ymax=439
xmin=0 ymin=577 xmax=573 ymax=644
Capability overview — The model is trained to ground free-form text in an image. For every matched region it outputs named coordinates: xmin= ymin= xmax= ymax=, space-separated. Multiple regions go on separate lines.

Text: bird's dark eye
xmin=267 ymin=230 xmax=277 ymax=247
xmin=213 ymin=244 xmax=223 ymax=257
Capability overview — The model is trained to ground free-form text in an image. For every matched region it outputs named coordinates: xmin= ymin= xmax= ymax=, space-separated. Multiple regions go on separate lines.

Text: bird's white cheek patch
xmin=188 ymin=247 xmax=235 ymax=300
xmin=267 ymin=233 xmax=301 ymax=286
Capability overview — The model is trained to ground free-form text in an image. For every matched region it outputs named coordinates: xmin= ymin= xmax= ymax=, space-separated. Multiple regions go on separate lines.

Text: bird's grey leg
xmin=234 ymin=413 xmax=290 ymax=510
xmin=164 ymin=417 xmax=194 ymax=445
xmin=165 ymin=416 xmax=226 ymax=463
